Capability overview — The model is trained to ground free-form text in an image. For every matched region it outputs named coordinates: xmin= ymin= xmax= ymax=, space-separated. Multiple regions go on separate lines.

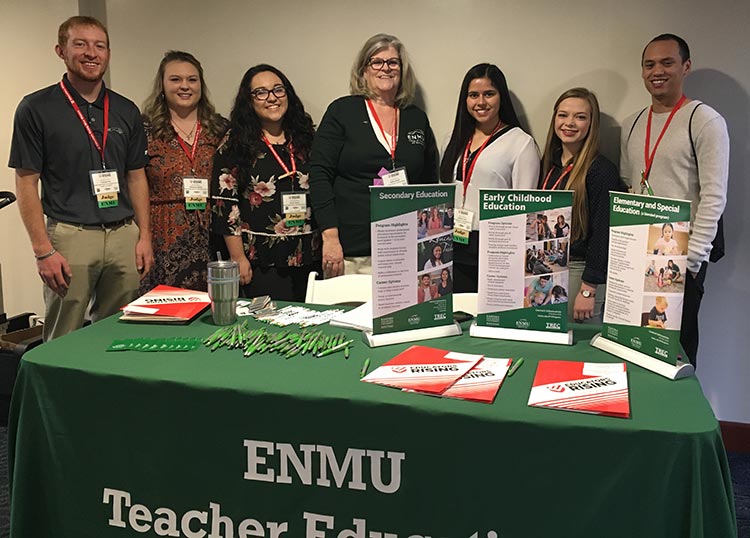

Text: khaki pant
xmin=43 ymin=219 xmax=140 ymax=341
xmin=342 ymin=256 xmax=372 ymax=275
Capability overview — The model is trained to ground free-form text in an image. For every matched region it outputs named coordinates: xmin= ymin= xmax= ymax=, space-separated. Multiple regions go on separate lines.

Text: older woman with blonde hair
xmin=309 ymin=33 xmax=439 ymax=277
xmin=140 ymin=50 xmax=227 ymax=293
xmin=538 ymin=87 xmax=626 ymax=322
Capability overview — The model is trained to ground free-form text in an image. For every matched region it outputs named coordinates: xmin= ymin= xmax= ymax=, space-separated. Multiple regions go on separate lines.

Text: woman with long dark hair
xmin=211 ymin=64 xmax=320 ymax=301
xmin=539 ymin=88 xmax=625 ymax=322
xmin=437 ymin=268 xmax=453 ymax=297
xmin=140 ymin=50 xmax=227 ymax=292
xmin=440 ymin=63 xmax=539 ymax=292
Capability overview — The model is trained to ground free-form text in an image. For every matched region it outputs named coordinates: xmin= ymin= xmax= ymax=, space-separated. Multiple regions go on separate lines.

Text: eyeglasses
xmin=250 ymin=85 xmax=287 ymax=101
xmin=368 ymin=57 xmax=401 ymax=70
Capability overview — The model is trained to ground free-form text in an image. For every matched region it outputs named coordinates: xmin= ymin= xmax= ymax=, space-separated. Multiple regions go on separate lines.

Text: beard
xmin=67 ymin=59 xmax=108 ymax=84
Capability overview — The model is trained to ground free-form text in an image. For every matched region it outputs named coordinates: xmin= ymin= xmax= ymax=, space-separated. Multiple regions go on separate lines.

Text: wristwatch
xmin=580 ymin=289 xmax=595 ymax=298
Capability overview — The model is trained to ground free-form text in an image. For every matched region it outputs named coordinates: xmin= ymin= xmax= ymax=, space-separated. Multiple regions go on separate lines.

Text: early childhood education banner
xmin=476 ymin=189 xmax=573 ymax=334
xmin=370 ymin=184 xmax=456 ymax=334
xmin=602 ymin=192 xmax=691 ymax=365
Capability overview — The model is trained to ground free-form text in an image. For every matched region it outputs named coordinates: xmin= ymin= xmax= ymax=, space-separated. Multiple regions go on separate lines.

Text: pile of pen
xmin=203 ymin=322 xmax=354 ymax=359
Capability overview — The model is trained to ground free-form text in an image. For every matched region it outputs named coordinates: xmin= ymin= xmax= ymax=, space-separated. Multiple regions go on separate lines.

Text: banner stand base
xmin=590 ymin=333 xmax=694 ymax=380
xmin=363 ymin=322 xmax=462 ymax=348
xmin=469 ymin=322 xmax=573 ymax=345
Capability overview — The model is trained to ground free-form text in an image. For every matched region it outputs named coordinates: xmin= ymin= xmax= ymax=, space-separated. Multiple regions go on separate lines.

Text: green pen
xmin=508 ymin=357 xmax=524 ymax=377
xmin=360 ymin=358 xmax=371 ymax=378
xmin=317 ymin=340 xmax=354 ymax=358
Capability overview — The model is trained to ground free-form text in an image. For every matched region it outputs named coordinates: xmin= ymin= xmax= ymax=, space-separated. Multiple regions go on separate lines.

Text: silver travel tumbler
xmin=207 ymin=261 xmax=240 ymax=325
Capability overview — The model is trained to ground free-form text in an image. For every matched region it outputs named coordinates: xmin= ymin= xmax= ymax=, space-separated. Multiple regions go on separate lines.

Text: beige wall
xmin=2 ymin=0 xmax=749 ymax=421
xmin=0 ymin=0 xmax=78 ymax=318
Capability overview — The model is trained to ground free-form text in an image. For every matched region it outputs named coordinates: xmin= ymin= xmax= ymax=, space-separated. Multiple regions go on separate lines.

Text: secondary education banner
xmin=370 ymin=184 xmax=456 ymax=334
xmin=602 ymin=192 xmax=691 ymax=365
xmin=476 ymin=189 xmax=573 ymax=333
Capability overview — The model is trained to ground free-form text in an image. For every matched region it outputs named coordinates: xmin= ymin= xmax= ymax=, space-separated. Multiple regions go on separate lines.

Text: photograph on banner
xmin=419 ymin=234 xmax=453 ymax=272
xmin=642 ymin=255 xmax=687 ymax=294
xmin=647 ymin=221 xmax=689 ymax=256
xmin=371 ymin=185 xmax=456 ymax=334
xmin=417 ymin=205 xmax=454 ymax=239
xmin=477 ymin=189 xmax=572 ymax=333
xmin=602 ymin=192 xmax=691 ymax=365
xmin=525 ymin=272 xmax=569 ymax=307
xmin=525 ymin=239 xmax=569 ymax=276
xmin=417 ymin=266 xmax=453 ymax=303
xmin=640 ymin=294 xmax=683 ymax=329
xmin=525 ymin=209 xmax=572 ymax=243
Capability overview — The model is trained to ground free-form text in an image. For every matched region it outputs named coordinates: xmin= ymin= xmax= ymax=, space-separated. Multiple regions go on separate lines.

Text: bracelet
xmin=35 ymin=248 xmax=57 ymax=261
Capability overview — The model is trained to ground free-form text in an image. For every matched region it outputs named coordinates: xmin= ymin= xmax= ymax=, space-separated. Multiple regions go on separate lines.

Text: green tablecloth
xmin=8 ymin=312 xmax=736 ymax=538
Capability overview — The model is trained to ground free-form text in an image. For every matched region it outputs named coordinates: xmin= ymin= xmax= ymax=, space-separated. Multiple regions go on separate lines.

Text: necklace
xmin=262 ymin=129 xmax=286 ymax=145
xmin=172 ymin=119 xmax=197 ymax=142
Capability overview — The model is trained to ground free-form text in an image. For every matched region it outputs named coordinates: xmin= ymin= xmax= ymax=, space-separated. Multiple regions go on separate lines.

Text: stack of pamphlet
xmin=527 ymin=361 xmax=630 ymax=418
xmin=120 ymin=285 xmax=210 ymax=323
xmin=362 ymin=345 xmax=513 ymax=403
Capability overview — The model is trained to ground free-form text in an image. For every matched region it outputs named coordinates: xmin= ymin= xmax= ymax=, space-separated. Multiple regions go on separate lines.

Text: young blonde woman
xmin=140 ymin=51 xmax=227 ymax=293
xmin=539 ymin=88 xmax=626 ymax=322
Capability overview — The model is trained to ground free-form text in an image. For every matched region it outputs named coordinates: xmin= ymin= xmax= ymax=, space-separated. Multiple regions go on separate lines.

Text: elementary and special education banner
xmin=602 ymin=192 xmax=691 ymax=365
xmin=477 ymin=189 xmax=573 ymax=333
xmin=370 ymin=184 xmax=456 ymax=334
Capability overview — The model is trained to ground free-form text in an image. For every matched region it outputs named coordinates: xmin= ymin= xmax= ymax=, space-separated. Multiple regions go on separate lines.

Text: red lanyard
xmin=59 ymin=80 xmax=109 ymax=169
xmin=176 ymin=122 xmax=202 ymax=175
xmin=461 ymin=123 xmax=502 ymax=201
xmin=643 ymin=94 xmax=686 ymax=185
xmin=262 ymin=136 xmax=297 ymax=179
xmin=366 ymin=99 xmax=398 ymax=167
xmin=541 ymin=163 xmax=574 ymax=191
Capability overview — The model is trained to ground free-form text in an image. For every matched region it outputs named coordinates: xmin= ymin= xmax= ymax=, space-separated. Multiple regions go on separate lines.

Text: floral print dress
xmin=211 ymin=140 xmax=321 ymax=271
xmin=140 ymin=125 xmax=223 ymax=294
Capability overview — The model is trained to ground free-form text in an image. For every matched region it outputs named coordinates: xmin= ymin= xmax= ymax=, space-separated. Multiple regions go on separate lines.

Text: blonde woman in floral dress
xmin=211 ymin=64 xmax=320 ymax=301
xmin=140 ymin=51 xmax=227 ymax=293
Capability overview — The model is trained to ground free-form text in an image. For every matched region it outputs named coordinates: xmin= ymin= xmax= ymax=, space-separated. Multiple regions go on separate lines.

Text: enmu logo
xmin=407 ymin=314 xmax=421 ymax=325
xmin=630 ymin=337 xmax=642 ymax=349
xmin=548 ymin=384 xmax=566 ymax=393
xmin=392 ymin=366 xmax=407 ymax=374
xmin=516 ymin=319 xmax=530 ymax=329
xmin=407 ymin=129 xmax=425 ymax=146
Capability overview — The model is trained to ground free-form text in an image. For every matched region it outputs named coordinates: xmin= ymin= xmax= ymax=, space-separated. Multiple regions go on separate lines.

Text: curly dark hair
xmin=226 ymin=64 xmax=315 ymax=163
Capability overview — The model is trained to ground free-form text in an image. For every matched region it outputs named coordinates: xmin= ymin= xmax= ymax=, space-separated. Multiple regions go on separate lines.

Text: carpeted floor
xmin=0 ymin=426 xmax=748 ymax=537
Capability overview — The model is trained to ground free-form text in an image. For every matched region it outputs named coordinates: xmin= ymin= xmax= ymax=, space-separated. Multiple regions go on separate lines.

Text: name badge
xmin=183 ymin=177 xmax=209 ymax=210
xmin=453 ymin=208 xmax=474 ymax=245
xmin=282 ymin=193 xmax=306 ymax=227
xmin=380 ymin=167 xmax=409 ymax=186
xmin=90 ymin=169 xmax=120 ymax=208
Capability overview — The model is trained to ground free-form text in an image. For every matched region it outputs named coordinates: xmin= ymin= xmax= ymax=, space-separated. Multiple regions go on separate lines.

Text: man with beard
xmin=9 ymin=16 xmax=152 ymax=340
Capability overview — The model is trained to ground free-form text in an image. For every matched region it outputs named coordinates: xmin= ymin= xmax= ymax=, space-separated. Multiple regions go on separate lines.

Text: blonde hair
xmin=142 ymin=51 xmax=226 ymax=141
xmin=349 ymin=33 xmax=416 ymax=107
xmin=541 ymin=88 xmax=601 ymax=243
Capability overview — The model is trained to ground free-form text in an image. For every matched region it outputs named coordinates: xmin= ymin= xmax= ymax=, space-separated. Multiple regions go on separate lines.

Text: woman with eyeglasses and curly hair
xmin=211 ymin=64 xmax=320 ymax=301
xmin=309 ymin=33 xmax=439 ymax=278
